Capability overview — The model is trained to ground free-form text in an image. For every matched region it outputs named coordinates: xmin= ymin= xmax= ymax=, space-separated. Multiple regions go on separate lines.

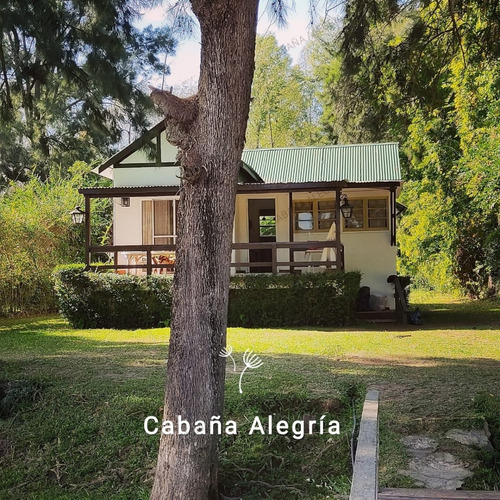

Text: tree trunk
xmin=150 ymin=1 xmax=259 ymax=499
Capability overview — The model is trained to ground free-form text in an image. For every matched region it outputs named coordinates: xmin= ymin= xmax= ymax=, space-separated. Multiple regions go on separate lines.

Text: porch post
xmin=335 ymin=188 xmax=342 ymax=270
xmin=84 ymin=194 xmax=91 ymax=269
xmin=390 ymin=187 xmax=397 ymax=246
xmin=288 ymin=192 xmax=294 ymax=272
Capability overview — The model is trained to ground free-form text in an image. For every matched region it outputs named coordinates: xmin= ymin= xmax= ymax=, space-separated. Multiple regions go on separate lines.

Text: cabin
xmin=79 ymin=121 xmax=404 ymax=311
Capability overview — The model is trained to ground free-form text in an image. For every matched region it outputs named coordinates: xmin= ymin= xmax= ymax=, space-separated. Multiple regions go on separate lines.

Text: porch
xmin=85 ymin=240 xmax=344 ymax=275
xmin=79 ymin=181 xmax=385 ymax=275
xmin=77 ymin=180 xmax=400 ymax=310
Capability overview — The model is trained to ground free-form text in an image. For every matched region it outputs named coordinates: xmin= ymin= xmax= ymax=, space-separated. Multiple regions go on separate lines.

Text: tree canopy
xmin=311 ymin=0 xmax=500 ymax=295
xmin=246 ymin=34 xmax=323 ymax=148
xmin=0 ymin=0 xmax=176 ymax=186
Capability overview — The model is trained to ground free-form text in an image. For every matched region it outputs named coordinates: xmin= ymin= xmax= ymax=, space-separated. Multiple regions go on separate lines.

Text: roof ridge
xmin=242 ymin=142 xmax=399 ymax=153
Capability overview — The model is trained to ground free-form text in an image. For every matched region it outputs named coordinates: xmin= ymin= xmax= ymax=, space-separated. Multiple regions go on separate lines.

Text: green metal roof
xmin=241 ymin=143 xmax=401 ymax=184
xmin=94 ymin=119 xmax=401 ymax=185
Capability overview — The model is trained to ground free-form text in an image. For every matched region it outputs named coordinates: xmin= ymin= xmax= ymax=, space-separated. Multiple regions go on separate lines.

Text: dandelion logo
xmin=219 ymin=345 xmax=263 ymax=394
xmin=219 ymin=345 xmax=236 ymax=371
xmin=239 ymin=349 xmax=263 ymax=394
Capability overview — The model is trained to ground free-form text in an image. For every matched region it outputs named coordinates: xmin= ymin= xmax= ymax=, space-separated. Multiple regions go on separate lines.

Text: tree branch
xmin=149 ymin=86 xmax=198 ymax=127
xmin=149 ymin=86 xmax=203 ymax=183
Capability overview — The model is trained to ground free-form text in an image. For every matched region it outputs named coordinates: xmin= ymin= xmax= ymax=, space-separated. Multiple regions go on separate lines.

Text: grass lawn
xmin=0 ymin=291 xmax=499 ymax=499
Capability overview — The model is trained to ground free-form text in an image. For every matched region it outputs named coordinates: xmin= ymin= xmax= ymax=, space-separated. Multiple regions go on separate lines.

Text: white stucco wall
xmin=343 ymin=232 xmax=397 ymax=304
xmin=114 ymin=132 xmax=181 ymax=187
xmin=114 ymin=197 xmax=143 ymax=246
xmin=114 ymin=166 xmax=181 ymax=187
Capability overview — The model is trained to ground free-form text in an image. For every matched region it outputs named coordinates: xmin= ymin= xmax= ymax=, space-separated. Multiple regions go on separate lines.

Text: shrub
xmin=53 ymin=266 xmax=173 ymax=329
xmin=464 ymin=392 xmax=500 ymax=490
xmin=0 ymin=163 xmax=111 ymax=317
xmin=53 ymin=268 xmax=360 ymax=329
xmin=228 ymin=271 xmax=361 ymax=327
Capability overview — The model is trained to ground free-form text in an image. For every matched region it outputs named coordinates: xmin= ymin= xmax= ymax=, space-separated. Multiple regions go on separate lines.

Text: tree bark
xmin=150 ymin=1 xmax=259 ymax=499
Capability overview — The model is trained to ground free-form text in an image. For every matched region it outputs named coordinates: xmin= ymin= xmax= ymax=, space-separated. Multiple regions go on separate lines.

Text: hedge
xmin=53 ymin=267 xmax=360 ymax=329
xmin=53 ymin=265 xmax=173 ymax=329
xmin=228 ymin=271 xmax=361 ymax=327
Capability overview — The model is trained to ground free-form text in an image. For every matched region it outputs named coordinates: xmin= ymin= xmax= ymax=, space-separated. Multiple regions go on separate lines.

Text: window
xmin=344 ymin=198 xmax=388 ymax=230
xmin=293 ymin=199 xmax=335 ymax=232
xmin=142 ymin=199 xmax=178 ymax=244
xmin=259 ymin=215 xmax=276 ymax=237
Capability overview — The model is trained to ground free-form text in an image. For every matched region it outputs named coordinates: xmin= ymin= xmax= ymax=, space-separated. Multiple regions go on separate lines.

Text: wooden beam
xmin=95 ymin=121 xmax=167 ymax=172
xmin=390 ymin=188 xmax=397 ymax=246
xmin=289 ymin=192 xmax=294 ymax=269
xmin=155 ymin=130 xmax=161 ymax=166
xmin=114 ymin=162 xmax=179 ymax=169
xmin=230 ymin=261 xmax=339 ymax=268
xmin=90 ymin=241 xmax=338 ymax=253
xmin=350 ymin=390 xmax=380 ymax=500
xmin=335 ymin=188 xmax=342 ymax=270
xmin=84 ymin=195 xmax=91 ymax=268
xmin=231 ymin=241 xmax=338 ymax=250
xmin=79 ymin=186 xmax=181 ymax=198
xmin=79 ymin=181 xmax=402 ymax=199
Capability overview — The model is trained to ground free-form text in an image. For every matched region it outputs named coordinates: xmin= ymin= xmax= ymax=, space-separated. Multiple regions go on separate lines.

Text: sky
xmin=137 ymin=0 xmax=335 ymax=91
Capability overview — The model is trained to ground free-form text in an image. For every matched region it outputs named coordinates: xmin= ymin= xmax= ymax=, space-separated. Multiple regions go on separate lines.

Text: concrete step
xmin=355 ymin=310 xmax=397 ymax=322
xmin=379 ymin=488 xmax=500 ymax=499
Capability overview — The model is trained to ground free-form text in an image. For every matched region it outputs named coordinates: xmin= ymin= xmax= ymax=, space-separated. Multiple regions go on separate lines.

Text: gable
xmin=95 ymin=121 xmax=402 ymax=185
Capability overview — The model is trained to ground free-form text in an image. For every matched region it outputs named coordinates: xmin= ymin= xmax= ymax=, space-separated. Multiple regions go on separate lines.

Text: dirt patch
xmin=347 ymin=356 xmax=440 ymax=367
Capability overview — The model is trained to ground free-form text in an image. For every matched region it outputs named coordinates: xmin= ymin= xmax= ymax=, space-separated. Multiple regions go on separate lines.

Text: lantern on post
xmin=70 ymin=206 xmax=86 ymax=224
xmin=340 ymin=194 xmax=354 ymax=219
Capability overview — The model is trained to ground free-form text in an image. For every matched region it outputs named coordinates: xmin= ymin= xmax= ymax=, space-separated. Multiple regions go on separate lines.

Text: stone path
xmin=399 ymin=429 xmax=493 ymax=490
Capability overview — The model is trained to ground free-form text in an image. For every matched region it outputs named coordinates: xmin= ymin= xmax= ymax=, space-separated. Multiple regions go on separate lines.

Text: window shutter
xmin=154 ymin=200 xmax=172 ymax=236
xmin=142 ymin=200 xmax=153 ymax=244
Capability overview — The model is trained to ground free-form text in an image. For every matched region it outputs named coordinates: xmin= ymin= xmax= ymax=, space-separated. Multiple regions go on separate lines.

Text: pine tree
xmin=0 ymin=0 xmax=176 ymax=185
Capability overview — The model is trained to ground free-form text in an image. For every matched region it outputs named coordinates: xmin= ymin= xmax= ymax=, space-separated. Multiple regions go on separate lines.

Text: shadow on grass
xmin=410 ymin=295 xmax=500 ymax=328
xmin=0 ymin=314 xmax=499 ymax=497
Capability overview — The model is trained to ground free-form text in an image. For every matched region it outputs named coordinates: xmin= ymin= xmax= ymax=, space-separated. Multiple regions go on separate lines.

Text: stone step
xmin=379 ymin=488 xmax=500 ymax=499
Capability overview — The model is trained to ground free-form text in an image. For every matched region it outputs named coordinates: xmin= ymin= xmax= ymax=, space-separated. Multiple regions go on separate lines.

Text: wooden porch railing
xmin=87 ymin=241 xmax=345 ymax=274
xmin=88 ymin=244 xmax=176 ymax=274
xmin=231 ymin=241 xmax=344 ymax=274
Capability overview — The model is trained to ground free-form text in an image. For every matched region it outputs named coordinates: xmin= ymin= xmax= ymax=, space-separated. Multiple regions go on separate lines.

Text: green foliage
xmin=485 ymin=228 xmax=500 ymax=288
xmin=0 ymin=164 xmax=109 ymax=316
xmin=228 ymin=272 xmax=361 ymax=327
xmin=219 ymin=388 xmax=360 ymax=499
xmin=312 ymin=0 xmax=500 ymax=296
xmin=397 ymin=181 xmax=459 ymax=292
xmin=53 ymin=269 xmax=360 ymax=329
xmin=0 ymin=379 xmax=43 ymax=419
xmin=0 ymin=0 xmax=176 ymax=185
xmin=0 ymin=314 xmax=378 ymax=499
xmin=246 ymin=34 xmax=324 ymax=148
xmin=53 ymin=267 xmax=173 ymax=329
xmin=1 ymin=297 xmax=500 ymax=496
xmin=473 ymin=393 xmax=500 ymax=452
